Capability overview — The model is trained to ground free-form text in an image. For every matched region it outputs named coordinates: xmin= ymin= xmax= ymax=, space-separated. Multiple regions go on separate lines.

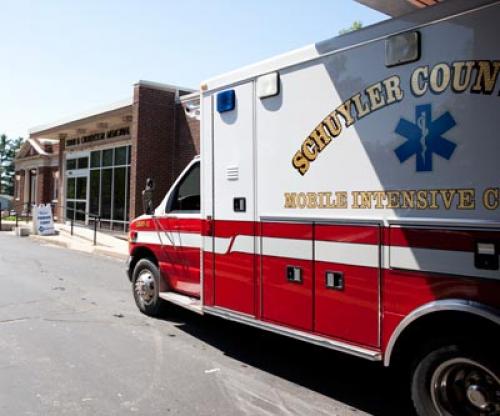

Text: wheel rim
xmin=430 ymin=357 xmax=500 ymax=416
xmin=134 ymin=270 xmax=156 ymax=306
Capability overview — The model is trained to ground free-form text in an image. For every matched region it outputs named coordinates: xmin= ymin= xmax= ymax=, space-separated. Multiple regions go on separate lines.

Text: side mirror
xmin=142 ymin=178 xmax=155 ymax=215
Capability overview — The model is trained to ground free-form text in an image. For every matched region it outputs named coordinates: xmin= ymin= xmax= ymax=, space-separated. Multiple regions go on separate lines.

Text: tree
xmin=339 ymin=21 xmax=363 ymax=35
xmin=0 ymin=134 xmax=23 ymax=195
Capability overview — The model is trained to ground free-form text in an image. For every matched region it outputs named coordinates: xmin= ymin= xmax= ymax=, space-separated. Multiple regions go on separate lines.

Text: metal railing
xmin=0 ymin=202 xmax=32 ymax=230
xmin=0 ymin=202 xmax=102 ymax=246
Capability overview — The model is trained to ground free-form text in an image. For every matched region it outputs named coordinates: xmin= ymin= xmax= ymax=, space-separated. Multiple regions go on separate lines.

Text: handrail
xmin=1 ymin=202 xmax=102 ymax=246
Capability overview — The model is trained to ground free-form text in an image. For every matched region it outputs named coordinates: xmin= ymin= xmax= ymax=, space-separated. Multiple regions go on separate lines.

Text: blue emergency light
xmin=217 ymin=90 xmax=235 ymax=113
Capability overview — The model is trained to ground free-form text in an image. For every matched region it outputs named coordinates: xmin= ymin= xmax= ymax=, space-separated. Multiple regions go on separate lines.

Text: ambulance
xmin=127 ymin=1 xmax=500 ymax=414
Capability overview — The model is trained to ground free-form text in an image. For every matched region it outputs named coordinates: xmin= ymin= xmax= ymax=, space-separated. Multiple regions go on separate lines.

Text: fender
xmin=384 ymin=298 xmax=500 ymax=367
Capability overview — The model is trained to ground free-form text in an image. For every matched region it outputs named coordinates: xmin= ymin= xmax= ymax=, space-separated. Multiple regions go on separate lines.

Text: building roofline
xmin=29 ymin=80 xmax=196 ymax=136
xmin=38 ymin=138 xmax=59 ymax=144
xmin=29 ymin=98 xmax=133 ymax=136
xmin=135 ymin=80 xmax=196 ymax=94
xmin=179 ymin=91 xmax=200 ymax=103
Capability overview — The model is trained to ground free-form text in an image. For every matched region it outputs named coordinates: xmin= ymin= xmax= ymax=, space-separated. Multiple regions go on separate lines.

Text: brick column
xmin=129 ymin=84 xmax=177 ymax=220
xmin=36 ymin=166 xmax=53 ymax=205
xmin=24 ymin=169 xmax=32 ymax=211
xmin=174 ymin=101 xmax=200 ymax=176
xmin=13 ymin=170 xmax=26 ymax=212
xmin=57 ymin=135 xmax=66 ymax=221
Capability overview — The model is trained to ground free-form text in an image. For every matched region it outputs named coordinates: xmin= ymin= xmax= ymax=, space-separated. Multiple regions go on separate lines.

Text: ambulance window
xmin=167 ymin=163 xmax=200 ymax=213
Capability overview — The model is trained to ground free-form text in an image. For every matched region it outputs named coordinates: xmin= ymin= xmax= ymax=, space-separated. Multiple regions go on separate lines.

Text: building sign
xmin=66 ymin=126 xmax=130 ymax=147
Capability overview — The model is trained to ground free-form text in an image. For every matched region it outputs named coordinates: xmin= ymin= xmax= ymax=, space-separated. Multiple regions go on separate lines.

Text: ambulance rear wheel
xmin=132 ymin=258 xmax=165 ymax=317
xmin=411 ymin=344 xmax=500 ymax=416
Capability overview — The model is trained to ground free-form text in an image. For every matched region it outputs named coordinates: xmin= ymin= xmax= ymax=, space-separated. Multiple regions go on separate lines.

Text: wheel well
xmin=128 ymin=246 xmax=158 ymax=281
xmin=388 ymin=310 xmax=500 ymax=369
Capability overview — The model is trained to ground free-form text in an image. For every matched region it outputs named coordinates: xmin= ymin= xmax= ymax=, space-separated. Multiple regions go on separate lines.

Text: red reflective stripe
xmin=156 ymin=217 xmax=201 ymax=232
xmin=315 ymin=224 xmax=379 ymax=245
xmin=261 ymin=221 xmax=313 ymax=239
xmin=132 ymin=218 xmax=499 ymax=253
xmin=389 ymin=227 xmax=500 ymax=252
xmin=214 ymin=220 xmax=254 ymax=237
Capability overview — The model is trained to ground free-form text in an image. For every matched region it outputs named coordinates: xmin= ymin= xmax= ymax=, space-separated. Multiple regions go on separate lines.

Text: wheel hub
xmin=135 ymin=271 xmax=156 ymax=305
xmin=466 ymin=385 xmax=489 ymax=410
xmin=431 ymin=357 xmax=500 ymax=416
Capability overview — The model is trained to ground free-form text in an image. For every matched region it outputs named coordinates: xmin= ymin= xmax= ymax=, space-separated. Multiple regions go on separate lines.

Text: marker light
xmin=129 ymin=230 xmax=137 ymax=243
xmin=217 ymin=90 xmax=235 ymax=113
xmin=257 ymin=72 xmax=280 ymax=98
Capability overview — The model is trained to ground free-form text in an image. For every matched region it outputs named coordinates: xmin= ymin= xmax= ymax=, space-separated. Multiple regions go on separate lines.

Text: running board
xmin=159 ymin=292 xmax=203 ymax=314
xmin=203 ymin=306 xmax=382 ymax=362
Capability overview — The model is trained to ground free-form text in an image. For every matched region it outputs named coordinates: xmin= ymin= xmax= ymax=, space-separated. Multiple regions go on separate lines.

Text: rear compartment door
xmin=212 ymin=82 xmax=256 ymax=316
xmin=261 ymin=222 xmax=314 ymax=331
xmin=314 ymin=223 xmax=380 ymax=348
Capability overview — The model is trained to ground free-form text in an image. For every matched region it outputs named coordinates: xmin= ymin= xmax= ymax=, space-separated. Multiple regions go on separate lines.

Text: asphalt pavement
xmin=0 ymin=233 xmax=413 ymax=416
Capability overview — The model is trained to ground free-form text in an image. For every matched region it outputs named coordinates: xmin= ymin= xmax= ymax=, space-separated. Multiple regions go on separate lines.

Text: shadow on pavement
xmin=155 ymin=305 xmax=415 ymax=416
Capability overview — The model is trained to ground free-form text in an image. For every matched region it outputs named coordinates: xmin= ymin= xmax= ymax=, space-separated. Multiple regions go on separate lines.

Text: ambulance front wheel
xmin=132 ymin=258 xmax=166 ymax=317
xmin=411 ymin=344 xmax=500 ymax=416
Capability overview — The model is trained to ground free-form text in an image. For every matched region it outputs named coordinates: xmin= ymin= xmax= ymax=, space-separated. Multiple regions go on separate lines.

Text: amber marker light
xmin=129 ymin=230 xmax=138 ymax=243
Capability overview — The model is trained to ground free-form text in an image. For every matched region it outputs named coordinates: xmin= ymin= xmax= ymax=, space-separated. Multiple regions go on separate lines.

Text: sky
xmin=0 ymin=0 xmax=385 ymax=139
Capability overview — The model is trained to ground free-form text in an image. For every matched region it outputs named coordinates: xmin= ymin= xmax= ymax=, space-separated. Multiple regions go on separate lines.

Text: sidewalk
xmin=0 ymin=220 xmax=128 ymax=260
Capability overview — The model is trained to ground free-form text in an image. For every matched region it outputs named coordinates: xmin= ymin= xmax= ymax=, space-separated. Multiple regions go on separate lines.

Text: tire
xmin=411 ymin=344 xmax=500 ymax=416
xmin=131 ymin=258 xmax=166 ymax=317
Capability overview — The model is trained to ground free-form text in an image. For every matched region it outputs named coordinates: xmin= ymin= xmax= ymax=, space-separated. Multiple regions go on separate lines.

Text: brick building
xmin=13 ymin=137 xmax=60 ymax=214
xmin=14 ymin=81 xmax=200 ymax=231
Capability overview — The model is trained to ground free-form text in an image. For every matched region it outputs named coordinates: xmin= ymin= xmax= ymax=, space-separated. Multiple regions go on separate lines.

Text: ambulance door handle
xmin=286 ymin=266 xmax=303 ymax=283
xmin=325 ymin=271 xmax=344 ymax=291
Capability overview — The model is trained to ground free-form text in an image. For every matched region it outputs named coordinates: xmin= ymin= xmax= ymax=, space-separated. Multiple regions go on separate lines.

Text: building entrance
xmin=65 ymin=154 xmax=89 ymax=223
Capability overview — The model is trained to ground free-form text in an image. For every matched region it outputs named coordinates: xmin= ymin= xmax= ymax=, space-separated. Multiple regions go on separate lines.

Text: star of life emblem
xmin=394 ymin=104 xmax=457 ymax=172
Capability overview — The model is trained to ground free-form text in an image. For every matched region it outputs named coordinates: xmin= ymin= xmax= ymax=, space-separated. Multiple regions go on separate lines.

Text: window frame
xmin=166 ymin=162 xmax=200 ymax=214
xmin=156 ymin=158 xmax=201 ymax=218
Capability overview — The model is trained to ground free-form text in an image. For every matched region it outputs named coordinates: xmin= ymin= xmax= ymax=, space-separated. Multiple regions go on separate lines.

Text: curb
xmin=30 ymin=235 xmax=69 ymax=249
xmin=29 ymin=233 xmax=128 ymax=261
xmin=93 ymin=246 xmax=128 ymax=261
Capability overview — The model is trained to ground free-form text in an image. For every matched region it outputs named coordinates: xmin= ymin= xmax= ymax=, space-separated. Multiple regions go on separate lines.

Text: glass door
xmin=65 ymin=173 xmax=88 ymax=223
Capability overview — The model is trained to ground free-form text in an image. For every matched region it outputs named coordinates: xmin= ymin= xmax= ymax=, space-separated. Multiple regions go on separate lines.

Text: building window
xmin=66 ymin=159 xmax=77 ymax=170
xmin=66 ymin=157 xmax=88 ymax=171
xmin=89 ymin=145 xmax=131 ymax=232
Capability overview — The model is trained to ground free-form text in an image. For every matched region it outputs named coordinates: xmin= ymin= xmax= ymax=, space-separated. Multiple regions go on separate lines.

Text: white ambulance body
xmin=129 ymin=2 xmax=500 ymax=415
xmin=201 ymin=0 xmax=499 ymax=227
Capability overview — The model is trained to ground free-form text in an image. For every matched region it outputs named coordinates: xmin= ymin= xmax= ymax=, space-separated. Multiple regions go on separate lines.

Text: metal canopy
xmin=355 ymin=0 xmax=444 ymax=17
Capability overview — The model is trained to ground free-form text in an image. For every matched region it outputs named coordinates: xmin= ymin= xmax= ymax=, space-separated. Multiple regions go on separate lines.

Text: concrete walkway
xmin=0 ymin=220 xmax=128 ymax=260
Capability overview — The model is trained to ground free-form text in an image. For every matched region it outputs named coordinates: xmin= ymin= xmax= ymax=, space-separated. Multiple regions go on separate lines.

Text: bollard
xmin=93 ymin=218 xmax=98 ymax=246
xmin=15 ymin=213 xmax=19 ymax=228
xmin=71 ymin=218 xmax=74 ymax=236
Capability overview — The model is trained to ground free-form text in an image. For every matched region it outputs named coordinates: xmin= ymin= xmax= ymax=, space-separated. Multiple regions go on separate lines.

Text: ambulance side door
xmin=157 ymin=161 xmax=201 ymax=297
xmin=212 ymin=82 xmax=256 ymax=316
